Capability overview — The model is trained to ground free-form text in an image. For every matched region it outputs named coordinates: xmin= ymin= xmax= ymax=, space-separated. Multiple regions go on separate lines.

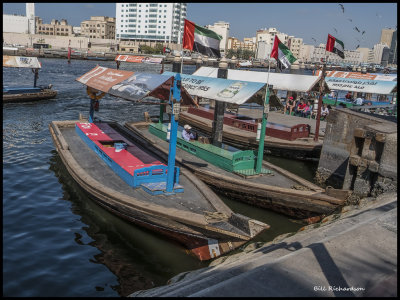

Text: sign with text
xmin=324 ymin=77 xmax=397 ymax=94
xmin=76 ymin=66 xmax=134 ymax=92
xmin=315 ymin=70 xmax=397 ymax=81
xmin=163 ymin=71 xmax=266 ymax=105
xmin=3 ymin=55 xmax=41 ymax=68
xmin=115 ymin=55 xmax=162 ymax=64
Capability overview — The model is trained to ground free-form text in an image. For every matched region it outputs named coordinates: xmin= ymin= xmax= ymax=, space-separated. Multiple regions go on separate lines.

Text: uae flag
xmin=270 ymin=36 xmax=297 ymax=71
xmin=183 ymin=19 xmax=222 ymax=58
xmin=326 ymin=34 xmax=345 ymax=59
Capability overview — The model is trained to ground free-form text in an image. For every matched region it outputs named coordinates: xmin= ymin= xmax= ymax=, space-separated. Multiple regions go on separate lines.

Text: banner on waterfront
xmin=324 ymin=77 xmax=397 ymax=94
xmin=115 ymin=55 xmax=162 ymax=64
xmin=76 ymin=66 xmax=134 ymax=92
xmin=315 ymin=70 xmax=397 ymax=81
xmin=3 ymin=55 xmax=41 ymax=68
xmin=193 ymin=67 xmax=329 ymax=93
xmin=163 ymin=71 xmax=266 ymax=105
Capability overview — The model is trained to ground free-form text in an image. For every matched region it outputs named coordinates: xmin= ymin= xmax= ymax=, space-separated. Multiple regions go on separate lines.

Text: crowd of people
xmin=284 ymin=96 xmax=330 ymax=119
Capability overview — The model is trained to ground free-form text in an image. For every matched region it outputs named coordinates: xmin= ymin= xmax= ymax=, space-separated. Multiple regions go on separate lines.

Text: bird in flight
xmin=354 ymin=26 xmax=360 ymax=32
xmin=339 ymin=4 xmax=344 ymax=13
xmin=361 ymin=30 xmax=365 ymax=35
xmin=348 ymin=18 xmax=352 ymax=22
xmin=356 ymin=44 xmax=360 ymax=49
xmin=311 ymin=37 xmax=317 ymax=43
xmin=333 ymin=28 xmax=338 ymax=33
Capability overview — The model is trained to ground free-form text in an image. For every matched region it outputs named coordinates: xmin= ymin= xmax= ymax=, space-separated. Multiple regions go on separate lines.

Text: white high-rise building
xmin=115 ymin=3 xmax=187 ymax=43
xmin=26 ymin=3 xmax=35 ymax=34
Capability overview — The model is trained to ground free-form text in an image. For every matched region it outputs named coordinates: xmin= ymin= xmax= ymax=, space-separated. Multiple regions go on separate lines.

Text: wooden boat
xmin=49 ymin=66 xmax=269 ymax=261
xmin=124 ymin=120 xmax=349 ymax=223
xmin=179 ymin=109 xmax=323 ymax=160
xmin=3 ymin=85 xmax=57 ymax=103
xmin=178 ymin=108 xmax=322 ymax=161
xmin=3 ymin=55 xmax=57 ymax=103
xmin=162 ymin=68 xmax=329 ymax=160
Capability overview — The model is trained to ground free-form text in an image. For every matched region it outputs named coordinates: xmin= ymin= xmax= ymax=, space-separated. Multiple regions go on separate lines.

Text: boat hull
xmin=125 ymin=121 xmax=348 ymax=223
xmin=3 ymin=89 xmax=57 ymax=103
xmin=49 ymin=120 xmax=268 ymax=260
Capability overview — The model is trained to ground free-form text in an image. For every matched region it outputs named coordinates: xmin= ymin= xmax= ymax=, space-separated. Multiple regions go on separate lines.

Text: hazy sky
xmin=3 ymin=2 xmax=397 ymax=50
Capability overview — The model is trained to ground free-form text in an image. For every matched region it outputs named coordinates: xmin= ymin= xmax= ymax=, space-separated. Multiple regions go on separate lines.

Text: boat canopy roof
xmin=76 ymin=66 xmax=196 ymax=106
xmin=192 ymin=67 xmax=330 ymax=93
xmin=163 ymin=71 xmax=267 ymax=105
xmin=3 ymin=55 xmax=41 ymax=69
xmin=115 ymin=54 xmax=162 ymax=64
xmin=314 ymin=70 xmax=397 ymax=94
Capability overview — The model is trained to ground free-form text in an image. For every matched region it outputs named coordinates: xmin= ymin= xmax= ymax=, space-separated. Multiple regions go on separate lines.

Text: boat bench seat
xmin=76 ymin=122 xmax=165 ymax=176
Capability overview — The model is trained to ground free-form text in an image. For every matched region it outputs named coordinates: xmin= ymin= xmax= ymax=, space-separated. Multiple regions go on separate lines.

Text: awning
xmin=76 ymin=66 xmax=196 ymax=105
xmin=115 ymin=54 xmax=162 ymax=64
xmin=193 ymin=67 xmax=330 ymax=93
xmin=3 ymin=55 xmax=41 ymax=68
xmin=163 ymin=71 xmax=266 ymax=105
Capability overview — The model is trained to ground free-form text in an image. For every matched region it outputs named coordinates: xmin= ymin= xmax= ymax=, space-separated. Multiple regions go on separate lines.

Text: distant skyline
xmin=3 ymin=2 xmax=397 ymax=50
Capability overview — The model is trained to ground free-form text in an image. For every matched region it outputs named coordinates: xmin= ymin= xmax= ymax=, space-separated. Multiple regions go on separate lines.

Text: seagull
xmin=333 ymin=28 xmax=338 ymax=33
xmin=311 ymin=37 xmax=317 ymax=43
xmin=361 ymin=30 xmax=365 ymax=35
xmin=348 ymin=18 xmax=352 ymax=22
xmin=354 ymin=26 xmax=360 ymax=32
xmin=339 ymin=4 xmax=344 ymax=13
xmin=356 ymin=44 xmax=360 ymax=49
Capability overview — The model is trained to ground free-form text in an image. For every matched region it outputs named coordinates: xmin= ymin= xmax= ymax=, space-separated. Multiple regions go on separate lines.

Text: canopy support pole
xmin=166 ymin=74 xmax=181 ymax=193
xmin=211 ymin=58 xmax=228 ymax=147
xmin=314 ymin=56 xmax=327 ymax=142
xmin=255 ymin=85 xmax=271 ymax=173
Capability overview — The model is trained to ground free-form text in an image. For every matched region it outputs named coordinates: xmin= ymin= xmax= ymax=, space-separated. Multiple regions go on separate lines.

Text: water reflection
xmin=48 ymin=150 xmax=207 ymax=296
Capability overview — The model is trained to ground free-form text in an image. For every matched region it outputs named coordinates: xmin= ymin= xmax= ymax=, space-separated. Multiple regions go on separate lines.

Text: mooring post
xmin=172 ymin=52 xmax=182 ymax=73
xmin=33 ymin=68 xmax=39 ymax=87
xmin=211 ymin=57 xmax=228 ymax=148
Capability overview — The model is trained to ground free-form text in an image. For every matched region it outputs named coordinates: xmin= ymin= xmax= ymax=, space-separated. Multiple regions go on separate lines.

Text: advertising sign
xmin=3 ymin=55 xmax=41 ymax=68
xmin=76 ymin=66 xmax=134 ymax=92
xmin=315 ymin=70 xmax=397 ymax=81
xmin=115 ymin=55 xmax=162 ymax=64
xmin=108 ymin=72 xmax=173 ymax=101
xmin=324 ymin=77 xmax=397 ymax=94
xmin=163 ymin=71 xmax=266 ymax=105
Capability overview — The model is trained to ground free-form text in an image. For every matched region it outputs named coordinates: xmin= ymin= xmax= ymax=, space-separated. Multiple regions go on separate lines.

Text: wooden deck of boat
xmin=60 ymin=125 xmax=217 ymax=213
xmin=128 ymin=123 xmax=305 ymax=189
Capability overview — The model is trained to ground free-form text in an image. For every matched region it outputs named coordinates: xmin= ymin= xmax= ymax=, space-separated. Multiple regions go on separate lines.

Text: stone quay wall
xmin=316 ymin=108 xmax=397 ymax=202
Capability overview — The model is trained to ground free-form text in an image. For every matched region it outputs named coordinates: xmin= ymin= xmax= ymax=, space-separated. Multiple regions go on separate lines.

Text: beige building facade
xmin=80 ymin=16 xmax=116 ymax=39
xmin=36 ymin=18 xmax=73 ymax=36
xmin=380 ymin=28 xmax=395 ymax=47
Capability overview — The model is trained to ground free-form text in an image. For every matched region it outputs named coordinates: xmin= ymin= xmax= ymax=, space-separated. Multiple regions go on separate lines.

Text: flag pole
xmin=255 ymin=44 xmax=272 ymax=173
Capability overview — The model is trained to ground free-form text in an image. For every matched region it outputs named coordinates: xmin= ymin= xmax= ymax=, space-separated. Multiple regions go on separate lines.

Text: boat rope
xmin=291 ymin=184 xmax=311 ymax=191
xmin=203 ymin=211 xmax=229 ymax=222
